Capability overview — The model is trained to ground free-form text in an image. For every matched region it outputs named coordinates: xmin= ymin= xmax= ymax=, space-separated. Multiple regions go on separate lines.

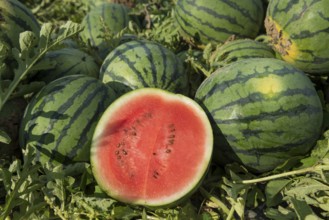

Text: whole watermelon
xmin=0 ymin=0 xmax=40 ymax=79
xmin=195 ymin=58 xmax=323 ymax=173
xmin=80 ymin=2 xmax=130 ymax=59
xmin=173 ymin=0 xmax=264 ymax=46
xmin=19 ymin=75 xmax=117 ymax=165
xmin=209 ymin=39 xmax=276 ymax=69
xmin=100 ymin=39 xmax=189 ymax=96
xmin=265 ymin=0 xmax=329 ymax=74
xmin=32 ymin=48 xmax=100 ymax=83
xmin=0 ymin=0 xmax=40 ymax=51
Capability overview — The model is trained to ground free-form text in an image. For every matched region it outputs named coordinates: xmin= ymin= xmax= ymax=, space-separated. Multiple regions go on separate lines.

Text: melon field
xmin=1 ymin=0 xmax=329 ymax=219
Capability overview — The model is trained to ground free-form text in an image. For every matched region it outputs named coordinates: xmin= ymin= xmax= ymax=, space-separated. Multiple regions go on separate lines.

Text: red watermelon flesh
xmin=91 ymin=88 xmax=213 ymax=207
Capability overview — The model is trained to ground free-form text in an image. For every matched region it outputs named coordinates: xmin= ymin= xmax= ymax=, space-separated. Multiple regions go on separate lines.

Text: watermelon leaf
xmin=112 ymin=205 xmax=141 ymax=219
xmin=290 ymin=197 xmax=318 ymax=219
xmin=265 ymin=206 xmax=297 ymax=220
xmin=0 ymin=21 xmax=83 ymax=111
xmin=265 ymin=179 xmax=291 ymax=207
xmin=0 ymin=129 xmax=11 ymax=145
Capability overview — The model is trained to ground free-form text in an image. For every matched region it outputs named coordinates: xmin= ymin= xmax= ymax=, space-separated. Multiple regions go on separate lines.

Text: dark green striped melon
xmin=173 ymin=0 xmax=264 ymax=46
xmin=33 ymin=48 xmax=100 ymax=83
xmin=100 ymin=40 xmax=189 ymax=96
xmin=19 ymin=75 xmax=117 ymax=165
xmin=195 ymin=58 xmax=323 ymax=173
xmin=0 ymin=0 xmax=40 ymax=51
xmin=209 ymin=39 xmax=276 ymax=69
xmin=80 ymin=2 xmax=130 ymax=58
xmin=265 ymin=1 xmax=329 ymax=74
xmin=0 ymin=0 xmax=40 ymax=79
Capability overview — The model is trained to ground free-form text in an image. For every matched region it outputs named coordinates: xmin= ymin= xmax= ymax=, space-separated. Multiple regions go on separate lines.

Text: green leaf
xmin=0 ymin=21 xmax=83 ymax=111
xmin=112 ymin=206 xmax=140 ymax=220
xmin=10 ymin=81 xmax=45 ymax=98
xmin=265 ymin=179 xmax=291 ymax=207
xmin=38 ymin=23 xmax=55 ymax=49
xmin=178 ymin=202 xmax=201 ymax=220
xmin=226 ymin=196 xmax=245 ymax=219
xmin=0 ymin=130 xmax=11 ymax=144
xmin=285 ymin=177 xmax=329 ymax=201
xmin=300 ymin=132 xmax=329 ymax=168
xmin=265 ymin=207 xmax=296 ymax=220
xmin=0 ymin=168 xmax=12 ymax=192
xmin=19 ymin=31 xmax=38 ymax=59
xmin=290 ymin=197 xmax=319 ymax=220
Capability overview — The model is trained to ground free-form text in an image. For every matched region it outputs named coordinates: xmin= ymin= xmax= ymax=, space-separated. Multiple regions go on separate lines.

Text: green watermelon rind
xmin=91 ymin=88 xmax=213 ymax=207
xmin=79 ymin=2 xmax=130 ymax=57
xmin=0 ymin=0 xmax=40 ymax=51
xmin=195 ymin=58 xmax=323 ymax=173
xmin=33 ymin=48 xmax=100 ymax=83
xmin=265 ymin=0 xmax=329 ymax=74
xmin=19 ymin=75 xmax=117 ymax=165
xmin=173 ymin=0 xmax=264 ymax=45
xmin=100 ymin=39 xmax=190 ymax=96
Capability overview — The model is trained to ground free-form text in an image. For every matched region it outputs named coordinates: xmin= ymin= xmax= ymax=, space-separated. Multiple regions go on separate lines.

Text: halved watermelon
xmin=90 ymin=88 xmax=213 ymax=207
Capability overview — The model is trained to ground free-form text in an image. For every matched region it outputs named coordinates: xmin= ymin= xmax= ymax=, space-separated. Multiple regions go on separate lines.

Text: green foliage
xmin=20 ymin=0 xmax=88 ymax=23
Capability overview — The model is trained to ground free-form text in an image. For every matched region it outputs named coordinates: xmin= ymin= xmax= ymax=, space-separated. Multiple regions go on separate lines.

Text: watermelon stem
xmin=236 ymin=164 xmax=329 ymax=185
xmin=254 ymin=34 xmax=271 ymax=44
xmin=199 ymin=187 xmax=230 ymax=215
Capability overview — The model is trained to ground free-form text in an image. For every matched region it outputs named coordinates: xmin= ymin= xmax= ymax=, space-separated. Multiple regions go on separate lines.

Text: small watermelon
xmin=173 ymin=0 xmax=264 ymax=45
xmin=100 ymin=39 xmax=189 ymax=96
xmin=80 ymin=2 xmax=130 ymax=58
xmin=0 ymin=0 xmax=40 ymax=51
xmin=91 ymin=88 xmax=213 ymax=207
xmin=32 ymin=48 xmax=100 ymax=83
xmin=195 ymin=58 xmax=323 ymax=173
xmin=0 ymin=0 xmax=40 ymax=79
xmin=19 ymin=75 xmax=117 ymax=165
xmin=209 ymin=39 xmax=276 ymax=69
xmin=265 ymin=0 xmax=329 ymax=74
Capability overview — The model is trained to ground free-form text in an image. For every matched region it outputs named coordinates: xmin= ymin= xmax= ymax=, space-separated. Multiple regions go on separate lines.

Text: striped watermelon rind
xmin=100 ymin=39 xmax=189 ymax=96
xmin=0 ymin=0 xmax=40 ymax=51
xmin=33 ymin=48 xmax=100 ymax=83
xmin=80 ymin=2 xmax=130 ymax=58
xmin=265 ymin=0 xmax=329 ymax=74
xmin=173 ymin=0 xmax=264 ymax=45
xmin=209 ymin=38 xmax=276 ymax=69
xmin=19 ymin=75 xmax=117 ymax=165
xmin=195 ymin=58 xmax=323 ymax=173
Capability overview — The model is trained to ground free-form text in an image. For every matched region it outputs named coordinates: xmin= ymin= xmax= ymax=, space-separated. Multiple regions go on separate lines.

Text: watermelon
xmin=195 ymin=58 xmax=323 ymax=173
xmin=209 ymin=39 xmax=276 ymax=69
xmin=32 ymin=48 xmax=100 ymax=83
xmin=19 ymin=75 xmax=117 ymax=165
xmin=265 ymin=1 xmax=329 ymax=74
xmin=173 ymin=0 xmax=264 ymax=46
xmin=91 ymin=88 xmax=213 ymax=207
xmin=0 ymin=0 xmax=40 ymax=79
xmin=100 ymin=39 xmax=189 ymax=96
xmin=0 ymin=0 xmax=40 ymax=51
xmin=80 ymin=2 xmax=130 ymax=58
